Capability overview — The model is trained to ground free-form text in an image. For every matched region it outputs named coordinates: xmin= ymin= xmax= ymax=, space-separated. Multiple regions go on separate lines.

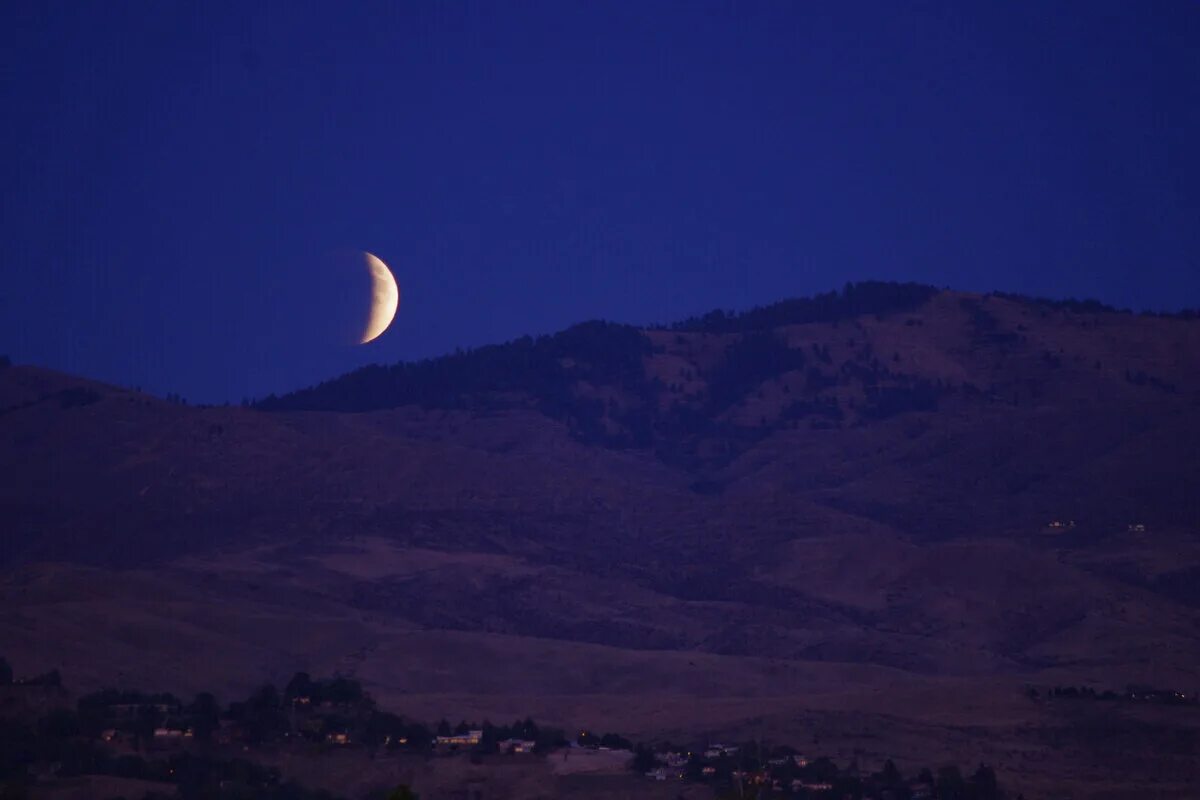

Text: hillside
xmin=3 ymin=284 xmax=1200 ymax=797
xmin=259 ymin=283 xmax=1200 ymax=534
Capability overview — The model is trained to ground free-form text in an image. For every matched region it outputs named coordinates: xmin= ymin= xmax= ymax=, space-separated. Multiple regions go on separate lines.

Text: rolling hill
xmin=3 ymin=283 xmax=1200 ymax=797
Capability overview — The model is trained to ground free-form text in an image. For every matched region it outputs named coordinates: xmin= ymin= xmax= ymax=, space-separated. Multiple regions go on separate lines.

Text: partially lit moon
xmin=360 ymin=252 xmax=399 ymax=344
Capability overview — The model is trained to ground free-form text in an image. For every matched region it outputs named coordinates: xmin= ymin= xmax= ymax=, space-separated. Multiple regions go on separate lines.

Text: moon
xmin=360 ymin=252 xmax=399 ymax=344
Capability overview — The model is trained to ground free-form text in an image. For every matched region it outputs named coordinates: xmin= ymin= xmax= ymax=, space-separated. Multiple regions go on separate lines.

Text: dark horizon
xmin=9 ymin=278 xmax=1198 ymax=406
xmin=4 ymin=2 xmax=1199 ymax=404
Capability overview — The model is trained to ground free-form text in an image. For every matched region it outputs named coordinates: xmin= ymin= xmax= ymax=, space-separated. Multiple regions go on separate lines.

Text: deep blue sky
xmin=3 ymin=2 xmax=1198 ymax=403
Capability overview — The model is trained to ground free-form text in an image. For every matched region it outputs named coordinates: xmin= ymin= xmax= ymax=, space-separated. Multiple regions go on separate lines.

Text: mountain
xmin=3 ymin=283 xmax=1200 ymax=797
xmin=259 ymin=281 xmax=1200 ymax=537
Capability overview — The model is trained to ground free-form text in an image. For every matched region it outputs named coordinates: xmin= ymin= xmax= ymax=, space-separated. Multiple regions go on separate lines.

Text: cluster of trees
xmin=0 ymin=658 xmax=60 ymax=689
xmin=0 ymin=662 xmax=578 ymax=799
xmin=217 ymin=673 xmax=442 ymax=750
xmin=55 ymin=673 xmax=417 ymax=751
xmin=632 ymin=740 xmax=1010 ymax=800
xmin=1034 ymin=685 xmax=1197 ymax=705
xmin=257 ymin=320 xmax=659 ymax=449
xmin=0 ymin=660 xmax=1018 ymax=800
xmin=244 ymin=282 xmax=974 ymax=471
xmin=667 ymin=282 xmax=939 ymax=333
xmin=258 ymin=321 xmax=651 ymax=415
xmin=254 ymin=285 xmax=948 ymax=450
xmin=633 ymin=743 xmax=1008 ymax=800
xmin=988 ymin=290 xmax=1200 ymax=321
xmin=1 ymin=658 xmax=579 ymax=753
xmin=0 ymin=715 xmax=341 ymax=800
xmin=75 ymin=689 xmax=220 ymax=743
xmin=704 ymin=332 xmax=808 ymax=412
xmin=987 ymin=291 xmax=1122 ymax=316
xmin=0 ymin=664 xmax=442 ymax=798
xmin=960 ymin=299 xmax=1021 ymax=349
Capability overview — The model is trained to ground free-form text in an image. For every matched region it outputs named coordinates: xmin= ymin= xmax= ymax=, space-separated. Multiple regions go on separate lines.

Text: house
xmin=646 ymin=767 xmax=667 ymax=781
xmin=1128 ymin=523 xmax=1147 ymax=533
xmin=435 ymin=730 xmax=482 ymax=748
xmin=498 ymin=738 xmax=536 ymax=754
xmin=326 ymin=731 xmax=351 ymax=745
xmin=100 ymin=729 xmax=121 ymax=743
xmin=701 ymin=766 xmax=717 ymax=777
xmin=792 ymin=755 xmax=809 ymax=767
xmin=662 ymin=752 xmax=689 ymax=768
xmin=152 ymin=726 xmax=192 ymax=742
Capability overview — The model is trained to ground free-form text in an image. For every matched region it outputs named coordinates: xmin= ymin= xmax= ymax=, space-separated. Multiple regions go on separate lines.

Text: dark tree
xmin=631 ymin=744 xmax=657 ymax=773
xmin=285 ymin=672 xmax=313 ymax=700
xmin=936 ymin=765 xmax=968 ymax=800
xmin=187 ymin=692 xmax=221 ymax=742
xmin=880 ymin=759 xmax=903 ymax=787
xmin=970 ymin=764 xmax=1001 ymax=800
xmin=0 ymin=657 xmax=11 ymax=686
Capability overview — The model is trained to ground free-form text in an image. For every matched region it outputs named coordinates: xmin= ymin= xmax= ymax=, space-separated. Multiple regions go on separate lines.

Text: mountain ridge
xmin=4 ymin=283 xmax=1200 ymax=796
xmin=256 ymin=280 xmax=1199 ymax=415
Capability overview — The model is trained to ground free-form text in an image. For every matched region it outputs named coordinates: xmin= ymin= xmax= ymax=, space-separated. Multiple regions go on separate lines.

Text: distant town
xmin=0 ymin=658 xmax=1013 ymax=800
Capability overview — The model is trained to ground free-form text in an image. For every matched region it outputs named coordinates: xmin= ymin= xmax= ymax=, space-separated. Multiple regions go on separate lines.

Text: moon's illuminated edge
xmin=360 ymin=252 xmax=400 ymax=344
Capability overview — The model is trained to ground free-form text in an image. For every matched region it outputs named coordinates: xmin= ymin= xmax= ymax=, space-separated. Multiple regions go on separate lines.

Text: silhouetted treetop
xmin=258 ymin=320 xmax=649 ymax=415
xmin=666 ymin=281 xmax=939 ymax=332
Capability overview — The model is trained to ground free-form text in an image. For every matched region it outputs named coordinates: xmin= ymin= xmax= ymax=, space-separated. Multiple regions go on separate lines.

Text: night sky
xmin=3 ymin=2 xmax=1198 ymax=403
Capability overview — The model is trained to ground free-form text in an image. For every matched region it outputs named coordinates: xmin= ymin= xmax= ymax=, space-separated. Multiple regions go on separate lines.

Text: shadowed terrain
xmin=3 ymin=284 xmax=1200 ymax=797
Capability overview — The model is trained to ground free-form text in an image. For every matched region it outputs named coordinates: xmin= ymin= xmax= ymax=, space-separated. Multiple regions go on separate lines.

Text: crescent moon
xmin=360 ymin=252 xmax=399 ymax=344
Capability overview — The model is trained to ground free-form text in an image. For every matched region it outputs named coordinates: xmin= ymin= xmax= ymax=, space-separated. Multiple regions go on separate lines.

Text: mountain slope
xmin=3 ymin=284 xmax=1200 ymax=797
xmin=257 ymin=284 xmax=1200 ymax=534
